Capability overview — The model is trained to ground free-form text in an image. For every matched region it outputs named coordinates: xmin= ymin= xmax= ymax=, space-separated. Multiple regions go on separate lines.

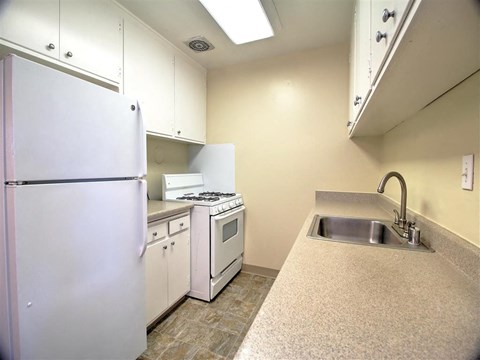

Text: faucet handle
xmin=393 ymin=209 xmax=399 ymax=224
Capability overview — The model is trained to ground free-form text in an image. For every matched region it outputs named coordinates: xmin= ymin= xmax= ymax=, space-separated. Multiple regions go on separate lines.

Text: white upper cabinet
xmin=0 ymin=0 xmax=60 ymax=58
xmin=122 ymin=11 xmax=206 ymax=144
xmin=59 ymin=1 xmax=122 ymax=83
xmin=349 ymin=0 xmax=371 ymax=128
xmin=123 ymin=17 xmax=175 ymax=137
xmin=349 ymin=0 xmax=480 ymax=136
xmin=370 ymin=0 xmax=412 ymax=85
xmin=0 ymin=0 xmax=122 ymax=84
xmin=174 ymin=54 xmax=207 ymax=144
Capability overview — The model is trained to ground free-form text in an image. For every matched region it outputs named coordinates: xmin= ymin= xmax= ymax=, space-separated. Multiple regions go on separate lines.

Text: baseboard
xmin=242 ymin=264 xmax=279 ymax=278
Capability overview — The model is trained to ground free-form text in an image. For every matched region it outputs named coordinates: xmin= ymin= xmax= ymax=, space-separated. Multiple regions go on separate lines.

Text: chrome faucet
xmin=377 ymin=172 xmax=420 ymax=245
xmin=377 ymin=171 xmax=408 ymax=230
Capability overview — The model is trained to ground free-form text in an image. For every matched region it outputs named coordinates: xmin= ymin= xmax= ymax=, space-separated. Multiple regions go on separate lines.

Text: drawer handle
xmin=47 ymin=43 xmax=55 ymax=50
xmin=179 ymin=223 xmax=184 ymax=227
xmin=382 ymin=8 xmax=395 ymax=23
xmin=66 ymin=51 xmax=73 ymax=58
xmin=171 ymin=241 xmax=175 ymax=246
xmin=353 ymin=95 xmax=362 ymax=106
xmin=376 ymin=31 xmax=387 ymax=43
xmin=163 ymin=245 xmax=167 ymax=250
xmin=153 ymin=232 xmax=158 ymax=236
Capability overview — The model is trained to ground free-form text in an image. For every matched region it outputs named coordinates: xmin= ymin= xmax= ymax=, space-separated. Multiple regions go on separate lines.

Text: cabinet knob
xmin=153 ymin=232 xmax=157 ymax=236
xmin=179 ymin=222 xmax=184 ymax=227
xmin=376 ymin=31 xmax=387 ymax=43
xmin=382 ymin=8 xmax=395 ymax=23
xmin=130 ymin=104 xmax=136 ymax=111
xmin=171 ymin=241 xmax=175 ymax=246
xmin=66 ymin=51 xmax=73 ymax=58
xmin=353 ymin=95 xmax=362 ymax=106
xmin=177 ymin=130 xmax=181 ymax=135
xmin=163 ymin=245 xmax=168 ymax=250
xmin=47 ymin=43 xmax=55 ymax=50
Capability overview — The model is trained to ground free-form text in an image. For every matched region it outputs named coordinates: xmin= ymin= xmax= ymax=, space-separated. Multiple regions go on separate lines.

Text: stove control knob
xmin=230 ymin=201 xmax=236 ymax=207
xmin=223 ymin=204 xmax=228 ymax=211
xmin=236 ymin=199 xmax=242 ymax=205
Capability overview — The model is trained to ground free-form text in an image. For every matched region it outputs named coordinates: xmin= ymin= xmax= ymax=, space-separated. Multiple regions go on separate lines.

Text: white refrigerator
xmin=0 ymin=55 xmax=147 ymax=359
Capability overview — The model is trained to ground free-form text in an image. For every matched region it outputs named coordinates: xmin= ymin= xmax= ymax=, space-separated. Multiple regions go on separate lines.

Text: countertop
xmin=147 ymin=200 xmax=193 ymax=223
xmin=235 ymin=192 xmax=480 ymax=359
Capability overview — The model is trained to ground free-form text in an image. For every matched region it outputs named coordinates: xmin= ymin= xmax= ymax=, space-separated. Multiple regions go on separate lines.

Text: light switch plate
xmin=461 ymin=154 xmax=474 ymax=190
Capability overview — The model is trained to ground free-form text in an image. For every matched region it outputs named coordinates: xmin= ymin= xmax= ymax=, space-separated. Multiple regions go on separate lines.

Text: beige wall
xmin=380 ymin=72 xmax=480 ymax=247
xmin=146 ymin=136 xmax=189 ymax=200
xmin=207 ymin=45 xmax=382 ymax=270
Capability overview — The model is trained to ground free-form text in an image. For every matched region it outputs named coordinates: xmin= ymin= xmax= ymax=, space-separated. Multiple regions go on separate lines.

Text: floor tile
xmin=205 ymin=328 xmax=238 ymax=357
xmin=192 ymin=348 xmax=226 ymax=360
xmin=157 ymin=340 xmax=199 ymax=360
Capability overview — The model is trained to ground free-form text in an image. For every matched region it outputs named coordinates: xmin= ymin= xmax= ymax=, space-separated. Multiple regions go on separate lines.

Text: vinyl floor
xmin=139 ymin=272 xmax=275 ymax=360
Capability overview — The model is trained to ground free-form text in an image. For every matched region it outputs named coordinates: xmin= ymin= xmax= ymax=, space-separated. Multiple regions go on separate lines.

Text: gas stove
xmin=162 ymin=173 xmax=244 ymax=215
xmin=162 ymin=173 xmax=245 ymax=302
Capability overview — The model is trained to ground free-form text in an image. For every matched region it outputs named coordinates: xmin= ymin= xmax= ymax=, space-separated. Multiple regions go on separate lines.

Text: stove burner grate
xmin=176 ymin=195 xmax=220 ymax=202
xmin=199 ymin=192 xmax=236 ymax=197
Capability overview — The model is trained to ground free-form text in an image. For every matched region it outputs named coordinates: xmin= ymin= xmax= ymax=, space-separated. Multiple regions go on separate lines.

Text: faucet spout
xmin=377 ymin=171 xmax=408 ymax=229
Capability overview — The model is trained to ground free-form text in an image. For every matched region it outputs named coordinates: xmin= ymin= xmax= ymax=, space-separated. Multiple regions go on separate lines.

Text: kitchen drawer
xmin=147 ymin=221 xmax=168 ymax=244
xmin=169 ymin=215 xmax=190 ymax=235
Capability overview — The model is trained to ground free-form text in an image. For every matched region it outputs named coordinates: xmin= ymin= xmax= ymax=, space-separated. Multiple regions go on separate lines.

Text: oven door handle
xmin=214 ymin=206 xmax=245 ymax=220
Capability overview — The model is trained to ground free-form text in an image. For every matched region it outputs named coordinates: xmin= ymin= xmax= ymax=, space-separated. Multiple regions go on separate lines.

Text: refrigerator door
xmin=2 ymin=55 xmax=146 ymax=182
xmin=4 ymin=180 xmax=147 ymax=359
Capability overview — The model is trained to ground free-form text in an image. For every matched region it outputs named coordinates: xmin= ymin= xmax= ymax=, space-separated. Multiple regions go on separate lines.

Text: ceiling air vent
xmin=184 ymin=36 xmax=215 ymax=52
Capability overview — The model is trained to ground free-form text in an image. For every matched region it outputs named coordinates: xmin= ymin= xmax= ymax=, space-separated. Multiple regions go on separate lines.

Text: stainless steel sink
xmin=307 ymin=215 xmax=433 ymax=252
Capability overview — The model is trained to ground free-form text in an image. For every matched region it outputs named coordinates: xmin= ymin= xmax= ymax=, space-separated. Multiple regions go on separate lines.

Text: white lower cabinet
xmin=145 ymin=213 xmax=190 ymax=326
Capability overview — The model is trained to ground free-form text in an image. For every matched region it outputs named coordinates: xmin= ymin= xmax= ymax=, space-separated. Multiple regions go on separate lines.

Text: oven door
xmin=210 ymin=205 xmax=245 ymax=278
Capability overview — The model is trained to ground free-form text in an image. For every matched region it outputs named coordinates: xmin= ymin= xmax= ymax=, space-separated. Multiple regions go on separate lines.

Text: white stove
xmin=162 ymin=173 xmax=245 ymax=301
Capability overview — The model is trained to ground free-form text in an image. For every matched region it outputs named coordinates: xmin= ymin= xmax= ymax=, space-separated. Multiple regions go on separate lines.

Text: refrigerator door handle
xmin=139 ymin=179 xmax=148 ymax=258
xmin=137 ymin=101 xmax=147 ymax=178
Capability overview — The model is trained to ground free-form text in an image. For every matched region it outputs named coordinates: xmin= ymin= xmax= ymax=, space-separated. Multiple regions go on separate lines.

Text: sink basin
xmin=307 ymin=215 xmax=433 ymax=252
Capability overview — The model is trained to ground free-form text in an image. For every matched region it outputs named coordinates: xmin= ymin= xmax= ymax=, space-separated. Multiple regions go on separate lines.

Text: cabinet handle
xmin=163 ymin=245 xmax=168 ymax=250
xmin=66 ymin=51 xmax=73 ymax=58
xmin=171 ymin=241 xmax=175 ymax=246
xmin=353 ymin=96 xmax=362 ymax=106
xmin=47 ymin=43 xmax=55 ymax=50
xmin=376 ymin=31 xmax=387 ymax=43
xmin=382 ymin=8 xmax=395 ymax=23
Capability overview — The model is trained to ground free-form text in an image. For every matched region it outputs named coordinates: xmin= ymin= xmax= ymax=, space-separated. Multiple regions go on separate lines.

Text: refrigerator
xmin=0 ymin=55 xmax=147 ymax=359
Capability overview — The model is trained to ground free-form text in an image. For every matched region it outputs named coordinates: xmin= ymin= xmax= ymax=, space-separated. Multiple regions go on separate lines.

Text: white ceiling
xmin=116 ymin=0 xmax=354 ymax=69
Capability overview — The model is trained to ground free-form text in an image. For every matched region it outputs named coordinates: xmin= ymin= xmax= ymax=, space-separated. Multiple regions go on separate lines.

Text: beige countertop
xmin=235 ymin=192 xmax=480 ymax=359
xmin=147 ymin=200 xmax=193 ymax=223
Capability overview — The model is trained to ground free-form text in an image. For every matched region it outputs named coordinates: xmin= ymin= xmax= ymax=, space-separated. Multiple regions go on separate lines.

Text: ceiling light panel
xmin=199 ymin=0 xmax=274 ymax=45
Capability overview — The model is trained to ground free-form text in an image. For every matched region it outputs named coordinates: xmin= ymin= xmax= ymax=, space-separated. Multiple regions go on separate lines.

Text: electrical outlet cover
xmin=461 ymin=154 xmax=474 ymax=190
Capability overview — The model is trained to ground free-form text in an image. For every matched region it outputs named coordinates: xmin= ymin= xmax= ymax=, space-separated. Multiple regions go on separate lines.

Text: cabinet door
xmin=351 ymin=0 xmax=371 ymax=121
xmin=124 ymin=18 xmax=175 ymax=137
xmin=370 ymin=0 xmax=412 ymax=85
xmin=174 ymin=55 xmax=206 ymax=144
xmin=167 ymin=230 xmax=190 ymax=304
xmin=0 ymin=0 xmax=59 ymax=58
xmin=145 ymin=240 xmax=169 ymax=326
xmin=59 ymin=0 xmax=122 ymax=82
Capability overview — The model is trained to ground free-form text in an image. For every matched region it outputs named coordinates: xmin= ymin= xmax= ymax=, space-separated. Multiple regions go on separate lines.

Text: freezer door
xmin=4 ymin=180 xmax=147 ymax=359
xmin=2 ymin=55 xmax=146 ymax=182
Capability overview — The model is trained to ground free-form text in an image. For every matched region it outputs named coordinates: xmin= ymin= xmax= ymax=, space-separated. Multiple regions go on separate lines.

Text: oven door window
xmin=222 ymin=219 xmax=238 ymax=242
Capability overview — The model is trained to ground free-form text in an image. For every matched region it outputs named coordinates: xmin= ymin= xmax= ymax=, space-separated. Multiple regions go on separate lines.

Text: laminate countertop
xmin=147 ymin=200 xmax=193 ymax=223
xmin=235 ymin=192 xmax=480 ymax=359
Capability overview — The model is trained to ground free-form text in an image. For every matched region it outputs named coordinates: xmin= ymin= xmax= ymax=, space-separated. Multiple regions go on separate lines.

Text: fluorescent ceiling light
xmin=199 ymin=0 xmax=274 ymax=45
